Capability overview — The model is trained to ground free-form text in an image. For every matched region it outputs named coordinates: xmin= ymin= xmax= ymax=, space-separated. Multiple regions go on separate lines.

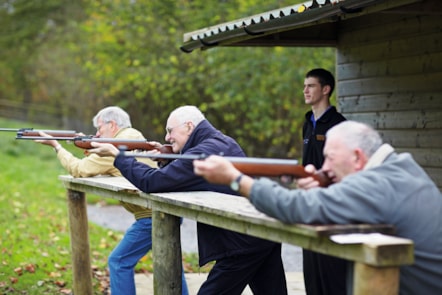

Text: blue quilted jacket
xmin=114 ymin=120 xmax=277 ymax=265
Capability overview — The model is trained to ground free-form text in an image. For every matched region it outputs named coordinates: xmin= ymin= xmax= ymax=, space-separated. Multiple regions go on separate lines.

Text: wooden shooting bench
xmin=59 ymin=175 xmax=414 ymax=295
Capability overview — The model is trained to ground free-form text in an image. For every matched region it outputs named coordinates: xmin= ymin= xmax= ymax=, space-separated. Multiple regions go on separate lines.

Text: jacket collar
xmin=305 ymin=106 xmax=337 ymax=123
xmin=364 ymin=144 xmax=395 ymax=170
xmin=182 ymin=120 xmax=216 ymax=153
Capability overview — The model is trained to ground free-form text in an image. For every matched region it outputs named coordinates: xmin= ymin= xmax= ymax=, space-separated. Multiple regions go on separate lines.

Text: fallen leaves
xmin=12 ymin=263 xmax=36 ymax=277
xmin=25 ymin=263 xmax=36 ymax=273
xmin=54 ymin=280 xmax=66 ymax=287
xmin=13 ymin=267 xmax=22 ymax=276
xmin=48 ymin=271 xmax=62 ymax=278
xmin=0 ymin=264 xmax=109 ymax=294
xmin=92 ymin=264 xmax=111 ymax=293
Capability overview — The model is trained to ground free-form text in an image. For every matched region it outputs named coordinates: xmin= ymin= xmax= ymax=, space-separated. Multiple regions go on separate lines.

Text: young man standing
xmin=301 ymin=68 xmax=347 ymax=295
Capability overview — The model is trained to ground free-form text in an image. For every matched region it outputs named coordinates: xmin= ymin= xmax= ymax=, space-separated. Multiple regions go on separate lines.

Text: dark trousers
xmin=198 ymin=243 xmax=287 ymax=295
xmin=303 ymin=249 xmax=348 ymax=295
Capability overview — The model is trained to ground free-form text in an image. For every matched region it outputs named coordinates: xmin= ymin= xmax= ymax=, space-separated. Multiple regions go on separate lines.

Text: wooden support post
xmin=152 ymin=210 xmax=182 ymax=295
xmin=353 ymin=262 xmax=399 ymax=295
xmin=66 ymin=189 xmax=93 ymax=295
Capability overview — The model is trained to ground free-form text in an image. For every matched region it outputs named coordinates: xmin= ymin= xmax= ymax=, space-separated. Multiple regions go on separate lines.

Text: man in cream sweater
xmin=35 ymin=106 xmax=188 ymax=295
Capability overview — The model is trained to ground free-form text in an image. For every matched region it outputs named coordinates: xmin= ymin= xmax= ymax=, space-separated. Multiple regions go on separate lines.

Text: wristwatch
xmin=230 ymin=173 xmax=244 ymax=191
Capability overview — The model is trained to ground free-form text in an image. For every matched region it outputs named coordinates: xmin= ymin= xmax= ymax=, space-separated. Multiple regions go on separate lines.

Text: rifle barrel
xmin=120 ymin=151 xmax=331 ymax=187
xmin=0 ymin=128 xmax=32 ymax=132
xmin=75 ymin=138 xmax=173 ymax=153
xmin=15 ymin=136 xmax=92 ymax=140
xmin=0 ymin=128 xmax=78 ymax=138
xmin=17 ymin=130 xmax=77 ymax=137
xmin=120 ymin=151 xmax=205 ymax=160
xmin=16 ymin=136 xmax=173 ymax=153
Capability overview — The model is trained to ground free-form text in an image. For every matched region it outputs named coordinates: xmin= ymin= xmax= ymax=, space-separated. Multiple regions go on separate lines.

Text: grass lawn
xmin=0 ymin=117 xmax=210 ymax=294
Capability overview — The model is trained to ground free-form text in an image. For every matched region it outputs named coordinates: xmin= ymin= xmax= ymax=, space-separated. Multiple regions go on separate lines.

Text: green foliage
xmin=0 ymin=0 xmax=85 ymax=101
xmin=0 ymin=118 xmax=207 ymax=294
xmin=0 ymin=0 xmax=337 ymax=158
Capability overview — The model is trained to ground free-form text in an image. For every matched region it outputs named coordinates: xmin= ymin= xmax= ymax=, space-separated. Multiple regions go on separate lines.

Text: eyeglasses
xmin=96 ymin=121 xmax=110 ymax=132
xmin=165 ymin=122 xmax=187 ymax=135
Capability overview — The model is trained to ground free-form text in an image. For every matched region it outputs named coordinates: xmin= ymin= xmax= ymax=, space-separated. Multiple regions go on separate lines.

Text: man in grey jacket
xmin=193 ymin=120 xmax=442 ymax=295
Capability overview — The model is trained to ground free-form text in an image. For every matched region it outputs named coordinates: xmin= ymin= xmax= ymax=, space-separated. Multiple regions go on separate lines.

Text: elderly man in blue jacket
xmin=89 ymin=105 xmax=287 ymax=295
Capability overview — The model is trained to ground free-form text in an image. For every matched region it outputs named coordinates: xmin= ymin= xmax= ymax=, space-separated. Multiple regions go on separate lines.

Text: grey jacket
xmin=250 ymin=144 xmax=442 ymax=295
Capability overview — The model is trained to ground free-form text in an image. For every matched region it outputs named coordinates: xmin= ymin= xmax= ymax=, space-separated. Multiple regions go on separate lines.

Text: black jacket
xmin=114 ymin=120 xmax=277 ymax=265
xmin=302 ymin=106 xmax=346 ymax=168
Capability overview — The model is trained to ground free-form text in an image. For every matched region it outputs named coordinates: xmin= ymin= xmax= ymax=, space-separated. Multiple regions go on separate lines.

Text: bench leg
xmin=353 ymin=262 xmax=399 ymax=295
xmin=152 ymin=211 xmax=182 ymax=295
xmin=67 ymin=189 xmax=93 ymax=295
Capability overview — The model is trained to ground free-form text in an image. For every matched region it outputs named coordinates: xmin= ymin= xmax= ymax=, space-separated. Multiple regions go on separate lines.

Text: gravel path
xmin=87 ymin=204 xmax=303 ymax=272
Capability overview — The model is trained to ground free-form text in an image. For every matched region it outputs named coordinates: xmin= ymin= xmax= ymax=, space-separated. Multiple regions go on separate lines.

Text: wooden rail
xmin=59 ymin=175 xmax=414 ymax=295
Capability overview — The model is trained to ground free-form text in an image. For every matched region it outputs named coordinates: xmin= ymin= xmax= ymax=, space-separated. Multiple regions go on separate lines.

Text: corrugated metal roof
xmin=180 ymin=0 xmax=418 ymax=53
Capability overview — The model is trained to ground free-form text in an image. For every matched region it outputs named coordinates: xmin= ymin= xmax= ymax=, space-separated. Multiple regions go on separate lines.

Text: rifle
xmin=119 ymin=151 xmax=331 ymax=187
xmin=0 ymin=127 xmax=78 ymax=138
xmin=16 ymin=136 xmax=173 ymax=154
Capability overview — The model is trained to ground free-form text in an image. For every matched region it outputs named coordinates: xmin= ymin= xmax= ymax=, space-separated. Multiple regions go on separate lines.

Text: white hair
xmin=169 ymin=105 xmax=205 ymax=126
xmin=92 ymin=106 xmax=132 ymax=128
xmin=326 ymin=121 xmax=383 ymax=157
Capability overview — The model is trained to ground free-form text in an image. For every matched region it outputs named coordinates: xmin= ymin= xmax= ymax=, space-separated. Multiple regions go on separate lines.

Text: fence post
xmin=353 ymin=262 xmax=399 ymax=295
xmin=66 ymin=188 xmax=93 ymax=294
xmin=152 ymin=210 xmax=182 ymax=295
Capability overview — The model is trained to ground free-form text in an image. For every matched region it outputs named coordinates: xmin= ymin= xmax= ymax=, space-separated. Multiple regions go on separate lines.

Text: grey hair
xmin=92 ymin=106 xmax=132 ymax=128
xmin=326 ymin=121 xmax=383 ymax=157
xmin=169 ymin=105 xmax=206 ymax=126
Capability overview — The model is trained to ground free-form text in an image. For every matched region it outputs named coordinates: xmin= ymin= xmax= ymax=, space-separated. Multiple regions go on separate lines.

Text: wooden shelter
xmin=180 ymin=0 xmax=442 ymax=189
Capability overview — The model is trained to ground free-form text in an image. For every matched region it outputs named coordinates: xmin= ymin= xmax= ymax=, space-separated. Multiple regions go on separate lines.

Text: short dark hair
xmin=306 ymin=68 xmax=335 ymax=97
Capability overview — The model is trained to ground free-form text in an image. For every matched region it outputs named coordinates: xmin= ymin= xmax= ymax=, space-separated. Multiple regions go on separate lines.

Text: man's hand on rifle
xmin=146 ymin=141 xmax=162 ymax=150
xmin=87 ymin=142 xmax=120 ymax=157
xmin=296 ymin=164 xmax=321 ymax=190
xmin=194 ymin=155 xmax=254 ymax=198
xmin=34 ymin=131 xmax=59 ymax=149
xmin=142 ymin=142 xmax=171 ymax=167
xmin=34 ymin=131 xmax=87 ymax=152
xmin=193 ymin=155 xmax=239 ymax=185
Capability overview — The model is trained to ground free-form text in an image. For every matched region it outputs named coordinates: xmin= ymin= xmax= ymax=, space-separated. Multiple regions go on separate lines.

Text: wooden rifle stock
xmin=119 ymin=151 xmax=331 ymax=187
xmin=0 ymin=127 xmax=77 ymax=138
xmin=230 ymin=159 xmax=331 ymax=187
xmin=15 ymin=136 xmax=173 ymax=154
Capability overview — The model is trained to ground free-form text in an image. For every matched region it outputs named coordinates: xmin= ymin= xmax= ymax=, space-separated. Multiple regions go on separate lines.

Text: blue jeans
xmin=108 ymin=217 xmax=189 ymax=295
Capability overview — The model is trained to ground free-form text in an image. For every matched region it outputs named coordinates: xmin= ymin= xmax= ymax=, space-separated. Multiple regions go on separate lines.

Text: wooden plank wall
xmin=335 ymin=4 xmax=442 ymax=189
